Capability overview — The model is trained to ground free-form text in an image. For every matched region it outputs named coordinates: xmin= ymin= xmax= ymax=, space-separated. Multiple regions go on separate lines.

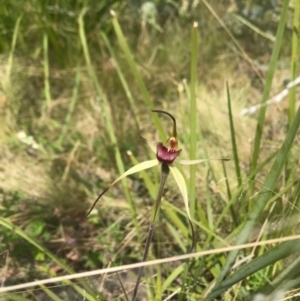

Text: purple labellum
xmin=156 ymin=142 xmax=181 ymax=164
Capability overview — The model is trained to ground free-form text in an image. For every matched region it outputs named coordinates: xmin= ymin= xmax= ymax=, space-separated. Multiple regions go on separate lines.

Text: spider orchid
xmin=87 ymin=109 xmax=229 ymax=301
xmin=87 ymin=109 xmax=228 ymax=226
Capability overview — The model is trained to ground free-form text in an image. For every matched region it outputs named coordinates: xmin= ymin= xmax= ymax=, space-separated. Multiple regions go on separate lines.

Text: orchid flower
xmin=87 ymin=109 xmax=228 ymax=234
xmin=87 ymin=110 xmax=228 ymax=220
xmin=87 ymin=109 xmax=229 ymax=301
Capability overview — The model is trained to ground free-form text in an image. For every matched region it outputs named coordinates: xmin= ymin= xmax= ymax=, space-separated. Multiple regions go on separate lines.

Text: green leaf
xmin=226 ymin=82 xmax=241 ymax=187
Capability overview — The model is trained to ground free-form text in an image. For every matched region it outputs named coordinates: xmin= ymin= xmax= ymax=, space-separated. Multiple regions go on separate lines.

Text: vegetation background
xmin=0 ymin=0 xmax=299 ymax=300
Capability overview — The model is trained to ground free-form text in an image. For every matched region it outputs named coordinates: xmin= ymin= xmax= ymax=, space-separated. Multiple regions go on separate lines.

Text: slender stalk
xmin=152 ymin=163 xmax=170 ymax=222
xmin=131 ymin=163 xmax=170 ymax=301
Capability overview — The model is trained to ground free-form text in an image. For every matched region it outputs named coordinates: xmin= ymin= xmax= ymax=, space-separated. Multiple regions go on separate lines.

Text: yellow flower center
xmin=167 ymin=137 xmax=178 ymax=151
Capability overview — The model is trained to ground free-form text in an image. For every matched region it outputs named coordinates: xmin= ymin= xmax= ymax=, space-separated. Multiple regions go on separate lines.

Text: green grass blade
xmin=249 ymin=0 xmax=290 ymax=189
xmin=165 ymin=221 xmax=187 ymax=253
xmin=162 ymin=263 xmax=184 ymax=292
xmin=214 ymin=150 xmax=278 ymax=231
xmin=205 ymin=182 xmax=214 ymax=230
xmin=164 ymin=201 xmax=228 ymax=247
xmin=288 ymin=0 xmax=300 ymax=126
xmin=207 ymin=104 xmax=300 ymax=295
xmin=232 ymin=14 xmax=275 ymax=42
xmin=2 ymin=294 xmax=33 ymax=301
xmin=163 ymin=202 xmax=189 ymax=237
xmin=102 ymin=98 xmax=141 ymax=233
xmin=78 ymin=8 xmax=140 ymax=237
xmin=110 ymin=11 xmax=165 ymax=140
xmin=221 ymin=161 xmax=238 ymax=227
xmin=155 ymin=265 xmax=162 ymax=301
xmin=57 ymin=66 xmax=81 ymax=146
xmin=274 ymin=275 xmax=300 ymax=299
xmin=183 ymin=74 xmax=215 ymax=226
xmin=225 ymin=82 xmax=240 ymax=225
xmin=271 ymin=252 xmax=300 ymax=288
xmin=116 ymin=272 xmax=130 ymax=301
xmin=189 ymin=22 xmax=199 ymax=219
xmin=226 ymin=82 xmax=241 ymax=187
xmin=43 ymin=32 xmax=52 ymax=109
xmin=100 ymin=31 xmax=140 ymax=127
xmin=39 ymin=284 xmax=64 ymax=301
xmin=206 ymin=239 xmax=300 ymax=300
xmin=5 ymin=15 xmax=22 ymax=85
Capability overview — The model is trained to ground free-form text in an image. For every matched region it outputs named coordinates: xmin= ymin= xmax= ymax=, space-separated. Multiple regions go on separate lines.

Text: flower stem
xmin=131 ymin=162 xmax=170 ymax=301
xmin=152 ymin=162 xmax=170 ymax=223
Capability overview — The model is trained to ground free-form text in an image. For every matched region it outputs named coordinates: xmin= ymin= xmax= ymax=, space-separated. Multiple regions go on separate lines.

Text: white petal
xmin=176 ymin=158 xmax=229 ymax=165
xmin=87 ymin=159 xmax=158 ymax=216
xmin=110 ymin=159 xmax=159 ymax=186
xmin=169 ymin=165 xmax=191 ymax=220
xmin=175 ymin=159 xmax=211 ymax=165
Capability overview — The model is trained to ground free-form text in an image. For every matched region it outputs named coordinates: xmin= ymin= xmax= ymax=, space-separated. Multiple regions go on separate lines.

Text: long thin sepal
xmin=169 ymin=166 xmax=190 ymax=218
xmin=86 ymin=159 xmax=159 ymax=216
xmin=169 ymin=165 xmax=195 ymax=252
xmin=176 ymin=158 xmax=229 ymax=165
